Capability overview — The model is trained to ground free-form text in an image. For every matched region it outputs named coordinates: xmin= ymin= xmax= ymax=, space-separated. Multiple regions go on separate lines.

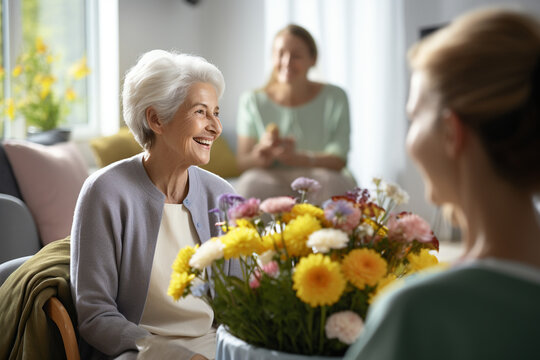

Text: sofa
xmin=0 ymin=128 xmax=241 ymax=263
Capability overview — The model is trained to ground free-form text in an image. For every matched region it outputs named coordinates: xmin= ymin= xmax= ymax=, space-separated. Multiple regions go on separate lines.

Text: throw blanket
xmin=0 ymin=238 xmax=74 ymax=360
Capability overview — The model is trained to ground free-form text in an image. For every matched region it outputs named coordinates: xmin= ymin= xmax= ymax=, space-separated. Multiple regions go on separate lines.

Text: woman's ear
xmin=146 ymin=107 xmax=163 ymax=134
xmin=442 ymin=109 xmax=466 ymax=158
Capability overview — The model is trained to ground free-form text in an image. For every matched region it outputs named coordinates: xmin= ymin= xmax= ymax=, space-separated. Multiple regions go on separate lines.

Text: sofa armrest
xmin=0 ymin=194 xmax=40 ymax=263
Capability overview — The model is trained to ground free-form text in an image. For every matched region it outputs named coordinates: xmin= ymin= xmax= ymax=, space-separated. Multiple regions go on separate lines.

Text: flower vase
xmin=215 ymin=325 xmax=342 ymax=360
xmin=26 ymin=127 xmax=71 ymax=146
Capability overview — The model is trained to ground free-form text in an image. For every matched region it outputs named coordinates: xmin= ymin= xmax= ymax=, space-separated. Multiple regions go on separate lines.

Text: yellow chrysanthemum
xmin=283 ymin=214 xmax=321 ymax=257
xmin=172 ymin=244 xmax=199 ymax=274
xmin=368 ymin=273 xmax=399 ymax=304
xmin=407 ymin=249 xmax=439 ymax=272
xmin=261 ymin=232 xmax=283 ymax=252
xmin=342 ymin=248 xmax=387 ymax=290
xmin=167 ymin=272 xmax=195 ymax=301
xmin=293 ymin=253 xmax=346 ymax=307
xmin=69 ymin=56 xmax=91 ymax=79
xmin=12 ymin=65 xmax=22 ymax=77
xmin=221 ymin=227 xmax=263 ymax=259
xmin=65 ymin=88 xmax=77 ymax=101
xmin=0 ymin=66 xmax=4 ymax=78
xmin=234 ymin=218 xmax=256 ymax=229
xmin=35 ymin=37 xmax=47 ymax=53
xmin=283 ymin=204 xmax=325 ymax=223
xmin=5 ymin=98 xmax=15 ymax=120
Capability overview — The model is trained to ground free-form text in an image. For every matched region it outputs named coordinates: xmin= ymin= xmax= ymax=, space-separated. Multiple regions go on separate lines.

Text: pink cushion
xmin=3 ymin=140 xmax=88 ymax=246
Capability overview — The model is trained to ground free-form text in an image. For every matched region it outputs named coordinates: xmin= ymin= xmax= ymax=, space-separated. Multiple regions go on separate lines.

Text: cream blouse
xmin=139 ymin=203 xmax=214 ymax=336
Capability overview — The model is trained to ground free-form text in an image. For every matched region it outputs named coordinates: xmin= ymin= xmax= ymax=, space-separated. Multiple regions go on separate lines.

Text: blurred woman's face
xmin=406 ymin=71 xmax=453 ymax=205
xmin=161 ymin=82 xmax=222 ymax=166
xmin=272 ymin=32 xmax=315 ymax=84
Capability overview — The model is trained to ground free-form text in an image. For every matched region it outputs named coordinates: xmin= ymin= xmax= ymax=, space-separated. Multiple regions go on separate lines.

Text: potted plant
xmin=1 ymin=37 xmax=90 ymax=143
xmin=168 ymin=177 xmax=441 ymax=358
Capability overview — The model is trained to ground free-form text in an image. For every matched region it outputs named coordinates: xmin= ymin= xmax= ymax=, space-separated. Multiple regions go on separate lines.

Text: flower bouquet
xmin=168 ymin=177 xmax=439 ymax=356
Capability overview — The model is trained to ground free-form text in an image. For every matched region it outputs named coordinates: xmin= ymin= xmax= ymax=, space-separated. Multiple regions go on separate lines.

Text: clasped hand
xmin=255 ymin=127 xmax=297 ymax=167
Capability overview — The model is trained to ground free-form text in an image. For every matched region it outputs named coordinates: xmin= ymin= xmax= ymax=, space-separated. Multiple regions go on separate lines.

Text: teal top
xmin=236 ymin=84 xmax=351 ymax=161
xmin=344 ymin=259 xmax=540 ymax=360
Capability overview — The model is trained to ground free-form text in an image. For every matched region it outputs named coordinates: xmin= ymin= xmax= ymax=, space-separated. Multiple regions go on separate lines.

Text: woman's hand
xmin=274 ymin=136 xmax=298 ymax=165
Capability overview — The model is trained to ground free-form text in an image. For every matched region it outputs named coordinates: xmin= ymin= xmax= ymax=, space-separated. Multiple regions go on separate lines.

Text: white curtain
xmin=263 ymin=0 xmax=408 ymax=188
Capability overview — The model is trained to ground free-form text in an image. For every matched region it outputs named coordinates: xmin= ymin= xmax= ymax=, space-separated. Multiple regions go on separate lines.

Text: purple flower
xmin=291 ymin=177 xmax=322 ymax=193
xmin=228 ymin=198 xmax=261 ymax=221
xmin=217 ymin=193 xmax=245 ymax=212
xmin=323 ymin=199 xmax=362 ymax=233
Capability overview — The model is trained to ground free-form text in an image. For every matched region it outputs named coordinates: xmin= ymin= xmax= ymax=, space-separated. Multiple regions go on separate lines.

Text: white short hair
xmin=122 ymin=50 xmax=225 ymax=150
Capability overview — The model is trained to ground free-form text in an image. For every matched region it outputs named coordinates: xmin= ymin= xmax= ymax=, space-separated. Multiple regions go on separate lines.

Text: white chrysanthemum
xmin=257 ymin=250 xmax=276 ymax=267
xmin=189 ymin=238 xmax=224 ymax=270
xmin=325 ymin=311 xmax=364 ymax=345
xmin=306 ymin=228 xmax=349 ymax=253
xmin=383 ymin=181 xmax=409 ymax=205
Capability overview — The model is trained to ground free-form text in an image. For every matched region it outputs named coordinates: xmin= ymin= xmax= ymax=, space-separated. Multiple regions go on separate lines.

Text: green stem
xmin=306 ymin=305 xmax=314 ymax=353
xmin=319 ymin=306 xmax=327 ymax=354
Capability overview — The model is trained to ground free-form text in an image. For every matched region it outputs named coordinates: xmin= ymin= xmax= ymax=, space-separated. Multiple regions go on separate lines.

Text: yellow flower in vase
xmin=220 ymin=227 xmax=264 ymax=259
xmin=65 ymin=87 xmax=77 ymax=101
xmin=167 ymin=272 xmax=196 ymax=301
xmin=407 ymin=248 xmax=439 ymax=272
xmin=342 ymin=248 xmax=387 ymax=290
xmin=172 ymin=245 xmax=199 ymax=274
xmin=282 ymin=214 xmax=321 ymax=257
xmin=293 ymin=253 xmax=346 ymax=307
xmin=69 ymin=56 xmax=91 ymax=79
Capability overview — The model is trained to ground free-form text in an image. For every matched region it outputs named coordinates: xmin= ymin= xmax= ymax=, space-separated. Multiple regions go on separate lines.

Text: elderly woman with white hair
xmin=70 ymin=50 xmax=238 ymax=360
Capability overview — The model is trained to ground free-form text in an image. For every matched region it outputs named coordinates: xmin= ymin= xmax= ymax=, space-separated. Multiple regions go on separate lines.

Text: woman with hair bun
xmin=345 ymin=7 xmax=540 ymax=360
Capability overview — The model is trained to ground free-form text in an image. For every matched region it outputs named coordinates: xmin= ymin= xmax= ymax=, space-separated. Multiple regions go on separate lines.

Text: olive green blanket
xmin=0 ymin=238 xmax=75 ymax=360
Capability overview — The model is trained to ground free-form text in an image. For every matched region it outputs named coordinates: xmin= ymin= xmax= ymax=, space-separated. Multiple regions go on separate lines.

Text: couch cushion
xmin=3 ymin=140 xmax=88 ymax=246
xmin=90 ymin=127 xmax=143 ymax=167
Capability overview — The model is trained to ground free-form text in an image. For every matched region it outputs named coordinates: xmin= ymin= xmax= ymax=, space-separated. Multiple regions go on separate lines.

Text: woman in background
xmin=345 ymin=7 xmax=540 ymax=360
xmin=71 ymin=50 xmax=238 ymax=360
xmin=235 ymin=24 xmax=356 ymax=204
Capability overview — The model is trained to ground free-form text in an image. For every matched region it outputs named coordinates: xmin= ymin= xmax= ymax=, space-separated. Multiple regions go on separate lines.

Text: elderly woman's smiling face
xmin=159 ymin=82 xmax=222 ymax=166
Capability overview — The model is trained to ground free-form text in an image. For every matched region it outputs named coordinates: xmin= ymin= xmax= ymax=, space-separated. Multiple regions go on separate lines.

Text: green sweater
xmin=344 ymin=260 xmax=540 ymax=360
xmin=237 ymin=84 xmax=351 ymax=161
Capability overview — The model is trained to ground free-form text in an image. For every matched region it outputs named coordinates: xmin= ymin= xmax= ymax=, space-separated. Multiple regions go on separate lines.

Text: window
xmin=1 ymin=0 xmax=97 ymax=139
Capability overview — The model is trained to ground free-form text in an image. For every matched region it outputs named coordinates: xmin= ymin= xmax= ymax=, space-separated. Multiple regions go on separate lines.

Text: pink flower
xmin=387 ymin=213 xmax=433 ymax=243
xmin=249 ymin=271 xmax=261 ymax=289
xmin=249 ymin=261 xmax=280 ymax=289
xmin=261 ymin=261 xmax=279 ymax=277
xmin=325 ymin=311 xmax=364 ymax=345
xmin=259 ymin=196 xmax=296 ymax=214
xmin=228 ymin=198 xmax=260 ymax=221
